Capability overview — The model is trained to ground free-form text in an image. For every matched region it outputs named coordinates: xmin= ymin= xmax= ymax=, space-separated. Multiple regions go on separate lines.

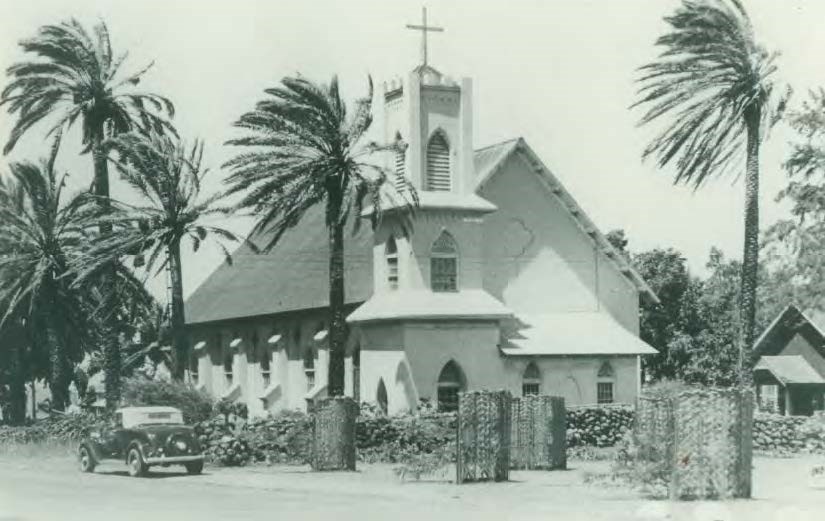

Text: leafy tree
xmin=632 ymin=248 xmax=695 ymax=381
xmin=633 ymin=0 xmax=788 ymax=387
xmin=223 ymin=75 xmax=408 ymax=396
xmin=0 ymin=160 xmax=99 ymax=410
xmin=79 ymin=131 xmax=243 ymax=380
xmin=0 ymin=18 xmax=176 ymax=408
xmin=763 ymin=89 xmax=825 ymax=314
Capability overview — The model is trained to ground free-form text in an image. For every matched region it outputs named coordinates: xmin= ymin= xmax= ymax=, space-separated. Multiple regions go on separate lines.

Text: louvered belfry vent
xmin=394 ymin=147 xmax=406 ymax=192
xmin=426 ymin=132 xmax=451 ymax=191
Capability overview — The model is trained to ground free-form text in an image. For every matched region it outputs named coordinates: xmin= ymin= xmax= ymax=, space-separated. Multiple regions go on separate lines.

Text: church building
xmin=184 ymin=26 xmax=658 ymax=416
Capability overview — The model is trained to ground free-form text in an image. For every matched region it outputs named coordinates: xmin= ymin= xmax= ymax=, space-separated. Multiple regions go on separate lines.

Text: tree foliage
xmin=223 ymin=75 xmax=412 ymax=396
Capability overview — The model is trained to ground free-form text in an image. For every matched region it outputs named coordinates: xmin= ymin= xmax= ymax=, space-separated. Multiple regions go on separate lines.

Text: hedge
xmin=566 ymin=405 xmax=634 ymax=447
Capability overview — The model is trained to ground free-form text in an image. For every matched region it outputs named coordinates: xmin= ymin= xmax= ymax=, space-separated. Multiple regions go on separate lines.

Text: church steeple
xmin=382 ymin=8 xmax=475 ymax=197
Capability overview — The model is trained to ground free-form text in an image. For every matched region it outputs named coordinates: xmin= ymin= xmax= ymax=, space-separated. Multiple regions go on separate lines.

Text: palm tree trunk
xmin=7 ymin=343 xmax=27 ymax=425
xmin=327 ymin=198 xmax=346 ymax=397
xmin=46 ymin=319 xmax=70 ymax=411
xmin=739 ymin=104 xmax=761 ymax=389
xmin=168 ymin=241 xmax=188 ymax=381
xmin=92 ymin=133 xmax=121 ymax=409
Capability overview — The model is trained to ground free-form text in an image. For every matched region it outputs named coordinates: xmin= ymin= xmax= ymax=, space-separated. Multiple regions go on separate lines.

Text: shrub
xmin=566 ymin=405 xmax=633 ymax=447
xmin=121 ymin=376 xmax=214 ymax=424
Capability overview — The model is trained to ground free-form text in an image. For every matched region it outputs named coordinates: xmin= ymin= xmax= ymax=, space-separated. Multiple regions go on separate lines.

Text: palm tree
xmin=0 ymin=160 xmax=99 ymax=410
xmin=0 ymin=18 xmax=176 ymax=408
xmin=633 ymin=0 xmax=788 ymax=387
xmin=223 ymin=75 xmax=407 ymax=397
xmin=77 ymin=131 xmax=246 ymax=381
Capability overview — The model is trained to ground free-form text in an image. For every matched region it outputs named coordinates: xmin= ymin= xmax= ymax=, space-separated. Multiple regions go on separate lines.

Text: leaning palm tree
xmin=77 ymin=131 xmax=245 ymax=380
xmin=633 ymin=0 xmax=788 ymax=387
xmin=223 ymin=75 xmax=407 ymax=397
xmin=0 ymin=160 xmax=100 ymax=410
xmin=0 ymin=18 xmax=176 ymax=408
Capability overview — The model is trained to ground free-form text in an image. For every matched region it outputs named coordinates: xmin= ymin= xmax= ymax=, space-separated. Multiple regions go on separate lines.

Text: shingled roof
xmin=186 ymin=138 xmax=657 ymax=325
xmin=185 ymin=203 xmax=374 ymax=324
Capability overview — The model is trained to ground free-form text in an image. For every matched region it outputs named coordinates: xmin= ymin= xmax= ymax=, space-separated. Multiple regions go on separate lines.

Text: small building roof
xmin=347 ymin=289 xmax=513 ymax=323
xmin=753 ymin=304 xmax=825 ymax=357
xmin=500 ymin=312 xmax=658 ymax=356
xmin=754 ymin=355 xmax=825 ymax=385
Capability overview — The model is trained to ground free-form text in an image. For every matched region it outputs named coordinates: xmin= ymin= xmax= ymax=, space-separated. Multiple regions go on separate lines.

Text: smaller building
xmin=753 ymin=305 xmax=825 ymax=416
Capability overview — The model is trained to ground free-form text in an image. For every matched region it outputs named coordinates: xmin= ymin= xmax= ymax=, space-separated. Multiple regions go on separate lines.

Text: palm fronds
xmin=1 ymin=18 xmax=176 ymax=156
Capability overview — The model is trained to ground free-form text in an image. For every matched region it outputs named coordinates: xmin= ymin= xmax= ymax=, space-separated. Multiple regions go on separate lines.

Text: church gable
xmin=476 ymin=139 xmax=652 ymax=329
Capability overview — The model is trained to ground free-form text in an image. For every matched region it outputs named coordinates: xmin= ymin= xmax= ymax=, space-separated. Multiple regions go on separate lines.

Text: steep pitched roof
xmin=186 ymin=137 xmax=659 ymax=324
xmin=185 ymin=204 xmax=374 ymax=324
xmin=754 ymin=356 xmax=825 ymax=385
xmin=753 ymin=304 xmax=825 ymax=357
xmin=474 ymin=138 xmax=659 ymax=304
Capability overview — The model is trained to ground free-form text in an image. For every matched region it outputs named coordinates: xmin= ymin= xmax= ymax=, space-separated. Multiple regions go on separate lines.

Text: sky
xmin=2 ymin=0 xmax=825 ymax=302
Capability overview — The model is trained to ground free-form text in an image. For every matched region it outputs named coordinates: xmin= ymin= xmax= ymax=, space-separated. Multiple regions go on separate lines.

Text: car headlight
xmin=147 ymin=432 xmax=157 ymax=443
xmin=175 ymin=440 xmax=188 ymax=451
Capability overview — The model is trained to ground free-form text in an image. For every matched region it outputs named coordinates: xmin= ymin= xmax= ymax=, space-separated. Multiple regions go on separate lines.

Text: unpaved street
xmin=1 ymin=456 xmax=823 ymax=521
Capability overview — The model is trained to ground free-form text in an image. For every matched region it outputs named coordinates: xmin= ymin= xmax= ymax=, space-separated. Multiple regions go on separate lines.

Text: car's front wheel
xmin=78 ymin=445 xmax=96 ymax=473
xmin=127 ymin=447 xmax=148 ymax=477
xmin=185 ymin=460 xmax=203 ymax=475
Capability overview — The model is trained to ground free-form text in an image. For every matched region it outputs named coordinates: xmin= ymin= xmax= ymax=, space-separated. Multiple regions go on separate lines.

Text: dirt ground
xmin=0 ymin=454 xmax=823 ymax=521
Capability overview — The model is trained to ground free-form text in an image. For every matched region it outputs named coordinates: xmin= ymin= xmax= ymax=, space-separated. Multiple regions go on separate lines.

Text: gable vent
xmin=426 ymin=132 xmax=451 ymax=192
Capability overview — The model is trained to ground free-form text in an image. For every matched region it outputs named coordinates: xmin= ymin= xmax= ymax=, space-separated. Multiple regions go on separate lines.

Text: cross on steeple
xmin=406 ymin=7 xmax=444 ymax=68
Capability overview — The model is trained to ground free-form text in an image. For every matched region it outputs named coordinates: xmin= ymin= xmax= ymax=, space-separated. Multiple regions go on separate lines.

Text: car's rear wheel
xmin=78 ymin=445 xmax=96 ymax=473
xmin=127 ymin=447 xmax=147 ymax=477
xmin=185 ymin=460 xmax=203 ymax=475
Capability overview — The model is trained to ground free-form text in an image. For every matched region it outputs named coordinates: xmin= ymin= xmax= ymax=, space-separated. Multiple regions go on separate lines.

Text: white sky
xmin=2 ymin=0 xmax=825 ymax=301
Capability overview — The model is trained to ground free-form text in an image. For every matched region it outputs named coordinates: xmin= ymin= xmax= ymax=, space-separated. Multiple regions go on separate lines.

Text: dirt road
xmin=0 ymin=456 xmax=822 ymax=521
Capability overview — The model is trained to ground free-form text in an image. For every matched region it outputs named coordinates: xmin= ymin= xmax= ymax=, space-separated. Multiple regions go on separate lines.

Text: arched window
xmin=522 ymin=362 xmax=541 ymax=396
xmin=394 ymin=132 xmax=406 ymax=192
xmin=255 ymin=331 xmax=271 ymax=389
xmin=430 ymin=231 xmax=458 ymax=292
xmin=437 ymin=360 xmax=465 ymax=412
xmin=189 ymin=348 xmax=199 ymax=384
xmin=386 ymin=237 xmax=399 ymax=290
xmin=425 ymin=131 xmax=450 ymax=191
xmin=377 ymin=378 xmax=388 ymax=414
xmin=597 ymin=361 xmax=615 ymax=404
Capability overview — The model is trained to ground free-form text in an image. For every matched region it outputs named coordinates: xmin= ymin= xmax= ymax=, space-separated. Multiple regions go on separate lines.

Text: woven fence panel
xmin=670 ymin=389 xmax=753 ymax=500
xmin=311 ymin=397 xmax=358 ymax=471
xmin=456 ymin=390 xmax=511 ymax=483
xmin=510 ymin=395 xmax=566 ymax=470
xmin=635 ymin=395 xmax=675 ymax=466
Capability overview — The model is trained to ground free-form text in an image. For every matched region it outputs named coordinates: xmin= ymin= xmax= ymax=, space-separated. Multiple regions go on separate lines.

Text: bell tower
xmin=382 ymin=8 xmax=475 ymax=196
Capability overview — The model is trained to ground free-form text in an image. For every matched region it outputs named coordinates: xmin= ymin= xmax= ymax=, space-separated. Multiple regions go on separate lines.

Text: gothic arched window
xmin=437 ymin=360 xmax=465 ymax=412
xmin=597 ymin=361 xmax=615 ymax=404
xmin=430 ymin=231 xmax=458 ymax=292
xmin=425 ymin=131 xmax=451 ymax=191
xmin=522 ymin=362 xmax=541 ymax=396
xmin=386 ymin=237 xmax=399 ymax=290
xmin=377 ymin=378 xmax=388 ymax=414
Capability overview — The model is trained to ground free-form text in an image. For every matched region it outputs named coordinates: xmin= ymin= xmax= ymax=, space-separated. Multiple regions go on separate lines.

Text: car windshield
xmin=131 ymin=411 xmax=184 ymax=427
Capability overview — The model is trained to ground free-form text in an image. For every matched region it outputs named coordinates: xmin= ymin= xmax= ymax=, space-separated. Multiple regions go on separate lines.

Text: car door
xmin=100 ymin=412 xmax=125 ymax=457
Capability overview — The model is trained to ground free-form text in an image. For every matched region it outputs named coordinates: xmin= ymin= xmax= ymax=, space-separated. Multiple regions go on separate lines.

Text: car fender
xmin=80 ymin=441 xmax=103 ymax=463
xmin=125 ymin=440 xmax=148 ymax=465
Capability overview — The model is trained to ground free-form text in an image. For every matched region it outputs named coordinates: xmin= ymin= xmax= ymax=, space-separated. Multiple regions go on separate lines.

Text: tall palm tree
xmin=223 ymin=75 xmax=406 ymax=397
xmin=0 ymin=160 xmax=99 ymax=410
xmin=0 ymin=18 xmax=176 ymax=408
xmin=77 ymin=131 xmax=245 ymax=381
xmin=633 ymin=0 xmax=788 ymax=387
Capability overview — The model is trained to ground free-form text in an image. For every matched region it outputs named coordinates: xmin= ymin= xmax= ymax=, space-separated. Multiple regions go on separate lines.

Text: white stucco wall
xmin=478 ymin=152 xmax=640 ymax=332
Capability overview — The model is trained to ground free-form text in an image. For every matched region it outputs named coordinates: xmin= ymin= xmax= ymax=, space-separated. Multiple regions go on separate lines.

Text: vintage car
xmin=78 ymin=406 xmax=204 ymax=477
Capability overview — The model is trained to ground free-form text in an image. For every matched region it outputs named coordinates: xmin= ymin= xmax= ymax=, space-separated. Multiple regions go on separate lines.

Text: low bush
xmin=121 ymin=376 xmax=214 ymax=424
xmin=566 ymin=405 xmax=633 ymax=447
